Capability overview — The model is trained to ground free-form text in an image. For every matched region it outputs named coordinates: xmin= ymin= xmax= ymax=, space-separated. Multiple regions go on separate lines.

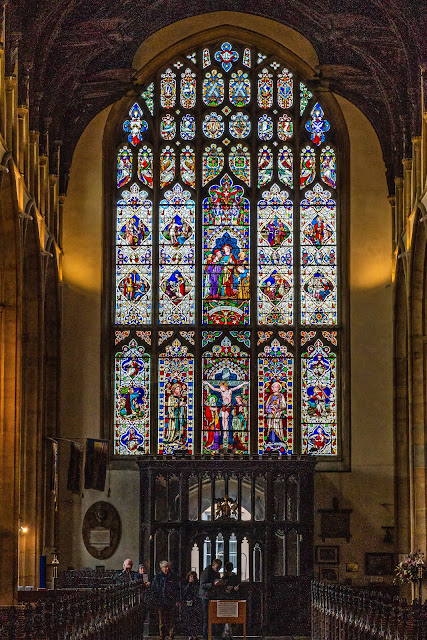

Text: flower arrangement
xmin=393 ymin=551 xmax=425 ymax=584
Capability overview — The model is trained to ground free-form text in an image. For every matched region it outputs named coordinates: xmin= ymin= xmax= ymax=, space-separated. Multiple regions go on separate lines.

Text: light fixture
xmin=19 ymin=526 xmax=28 ymax=533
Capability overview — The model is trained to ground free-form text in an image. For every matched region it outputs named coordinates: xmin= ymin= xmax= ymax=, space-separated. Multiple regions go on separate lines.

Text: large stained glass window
xmin=112 ymin=40 xmax=345 ymax=459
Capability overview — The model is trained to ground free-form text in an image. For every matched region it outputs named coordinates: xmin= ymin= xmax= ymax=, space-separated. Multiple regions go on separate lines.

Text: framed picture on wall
xmin=319 ymin=566 xmax=339 ymax=582
xmin=365 ymin=553 xmax=395 ymax=576
xmin=315 ymin=545 xmax=339 ymax=564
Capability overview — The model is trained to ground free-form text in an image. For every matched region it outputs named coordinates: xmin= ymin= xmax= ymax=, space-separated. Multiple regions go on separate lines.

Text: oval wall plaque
xmin=82 ymin=501 xmax=121 ymax=559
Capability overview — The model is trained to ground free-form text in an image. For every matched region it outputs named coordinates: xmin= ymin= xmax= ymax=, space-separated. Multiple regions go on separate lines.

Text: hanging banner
xmin=67 ymin=441 xmax=84 ymax=493
xmin=84 ymin=439 xmax=109 ymax=492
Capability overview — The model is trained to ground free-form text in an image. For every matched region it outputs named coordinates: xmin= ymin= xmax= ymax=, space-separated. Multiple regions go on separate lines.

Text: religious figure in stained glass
xmin=258 ymin=339 xmax=293 ymax=454
xmin=300 ymin=146 xmax=316 ymax=188
xmin=138 ymin=147 xmax=153 ymax=188
xmin=278 ymin=147 xmax=293 ymax=188
xmin=123 ymin=103 xmax=148 ymax=146
xmin=159 ymin=184 xmax=195 ymax=324
xmin=115 ymin=338 xmax=150 ymax=454
xmin=117 ymin=146 xmax=133 ymax=188
xmin=258 ymin=146 xmax=273 ymax=186
xmin=202 ymin=336 xmax=249 ymax=454
xmin=161 ymin=114 xmax=176 ymax=140
xmin=258 ymin=185 xmax=293 ymax=325
xmin=305 ymin=103 xmax=330 ymax=146
xmin=116 ymin=184 xmax=152 ymax=325
xmin=300 ymin=184 xmax=337 ymax=325
xmin=301 ymin=337 xmax=337 ymax=454
xmin=180 ymin=146 xmax=196 ymax=188
xmin=160 ymin=146 xmax=176 ymax=188
xmin=203 ymin=175 xmax=250 ymax=325
xmin=320 ymin=147 xmax=336 ymax=189
xmin=158 ymin=339 xmax=194 ymax=454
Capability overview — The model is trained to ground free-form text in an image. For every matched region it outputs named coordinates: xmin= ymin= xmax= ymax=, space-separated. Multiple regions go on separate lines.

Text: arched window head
xmin=108 ymin=39 xmax=348 ymax=467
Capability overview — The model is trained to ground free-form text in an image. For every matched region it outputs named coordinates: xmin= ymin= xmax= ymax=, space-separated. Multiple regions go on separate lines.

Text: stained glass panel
xmin=277 ymin=69 xmax=293 ymax=109
xmin=258 ymin=69 xmax=273 ymax=108
xmin=159 ymin=184 xmax=195 ymax=324
xmin=181 ymin=114 xmax=196 ymax=140
xmin=116 ymin=184 xmax=152 ymax=324
xmin=305 ymin=102 xmax=330 ymax=146
xmin=161 ymin=69 xmax=176 ymax=109
xmin=203 ymin=112 xmax=224 ymax=139
xmin=203 ymin=175 xmax=250 ymax=325
xmin=203 ymin=70 xmax=224 ymax=106
xmin=138 ymin=146 xmax=153 ymax=188
xmin=160 ymin=146 xmax=176 ymax=188
xmin=229 ymin=112 xmax=251 ymax=138
xmin=300 ymin=83 xmax=312 ymax=115
xmin=258 ymin=146 xmax=273 ymax=187
xmin=258 ymin=339 xmax=293 ymax=454
xmin=278 ymin=146 xmax=293 ymax=188
xmin=180 ymin=68 xmax=197 ymax=109
xmin=278 ymin=115 xmax=293 ymax=141
xmin=258 ymin=114 xmax=273 ymax=140
xmin=300 ymin=184 xmax=337 ymax=325
xmin=258 ymin=184 xmax=293 ymax=324
xmin=202 ymin=336 xmax=249 ymax=454
xmin=300 ymin=146 xmax=315 ymax=188
xmin=158 ymin=339 xmax=194 ymax=454
xmin=123 ymin=103 xmax=148 ymax=146
xmin=180 ymin=146 xmax=196 ymax=188
xmin=141 ymin=83 xmax=154 ymax=115
xmin=320 ymin=146 xmax=336 ymax=189
xmin=117 ymin=146 xmax=132 ymax=188
xmin=229 ymin=70 xmax=251 ymax=106
xmin=161 ymin=114 xmax=176 ymax=140
xmin=114 ymin=337 xmax=150 ymax=454
xmin=301 ymin=337 xmax=337 ymax=455
xmin=203 ymin=144 xmax=224 ymax=185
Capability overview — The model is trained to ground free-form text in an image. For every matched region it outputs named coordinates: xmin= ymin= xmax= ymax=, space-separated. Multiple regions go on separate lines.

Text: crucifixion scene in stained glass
xmin=113 ymin=41 xmax=340 ymax=457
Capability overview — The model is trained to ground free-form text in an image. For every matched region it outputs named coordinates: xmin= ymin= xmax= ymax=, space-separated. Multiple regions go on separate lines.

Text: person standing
xmin=221 ymin=562 xmax=240 ymax=639
xmin=182 ymin=570 xmax=202 ymax=640
xmin=115 ymin=558 xmax=138 ymax=584
xmin=150 ymin=560 xmax=181 ymax=640
xmin=137 ymin=564 xmax=151 ymax=637
xmin=199 ymin=559 xmax=225 ymax=640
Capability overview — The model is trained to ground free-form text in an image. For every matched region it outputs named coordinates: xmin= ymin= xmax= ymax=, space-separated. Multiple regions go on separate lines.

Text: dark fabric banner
xmin=67 ymin=441 xmax=84 ymax=493
xmin=84 ymin=439 xmax=109 ymax=491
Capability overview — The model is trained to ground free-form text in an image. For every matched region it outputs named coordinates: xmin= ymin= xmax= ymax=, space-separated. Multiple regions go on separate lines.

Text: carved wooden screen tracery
xmin=110 ymin=38 xmax=347 ymax=464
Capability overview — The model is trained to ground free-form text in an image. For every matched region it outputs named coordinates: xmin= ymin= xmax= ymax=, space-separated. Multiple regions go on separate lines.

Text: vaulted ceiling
xmin=10 ymin=0 xmax=425 ymax=193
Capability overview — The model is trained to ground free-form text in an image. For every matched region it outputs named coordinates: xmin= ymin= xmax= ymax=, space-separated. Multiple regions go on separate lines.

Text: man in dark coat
xmin=199 ymin=558 xmax=225 ymax=640
xmin=150 ymin=560 xmax=181 ymax=640
xmin=115 ymin=558 xmax=138 ymax=584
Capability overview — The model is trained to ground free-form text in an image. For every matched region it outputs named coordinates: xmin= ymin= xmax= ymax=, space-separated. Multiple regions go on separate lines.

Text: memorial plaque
xmin=217 ymin=601 xmax=239 ymax=618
